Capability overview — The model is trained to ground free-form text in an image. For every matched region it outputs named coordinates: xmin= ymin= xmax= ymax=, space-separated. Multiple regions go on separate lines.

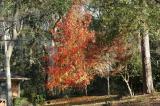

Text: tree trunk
xmin=141 ymin=24 xmax=154 ymax=94
xmin=5 ymin=53 xmax=12 ymax=106
xmin=85 ymin=86 xmax=88 ymax=96
xmin=124 ymin=79 xmax=134 ymax=96
xmin=4 ymin=28 xmax=13 ymax=106
xmin=4 ymin=28 xmax=18 ymax=106
xmin=121 ymin=72 xmax=134 ymax=97
xmin=3 ymin=3 xmax=20 ymax=105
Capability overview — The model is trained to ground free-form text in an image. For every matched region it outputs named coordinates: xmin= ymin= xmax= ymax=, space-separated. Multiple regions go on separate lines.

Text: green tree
xmin=0 ymin=0 xmax=71 ymax=105
xmin=90 ymin=0 xmax=160 ymax=94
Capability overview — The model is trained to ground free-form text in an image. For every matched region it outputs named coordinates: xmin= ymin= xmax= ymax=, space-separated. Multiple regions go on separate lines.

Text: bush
xmin=35 ymin=94 xmax=46 ymax=105
xmin=14 ymin=97 xmax=30 ymax=106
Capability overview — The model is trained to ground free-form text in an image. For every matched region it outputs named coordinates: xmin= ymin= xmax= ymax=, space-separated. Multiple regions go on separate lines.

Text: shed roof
xmin=0 ymin=71 xmax=30 ymax=81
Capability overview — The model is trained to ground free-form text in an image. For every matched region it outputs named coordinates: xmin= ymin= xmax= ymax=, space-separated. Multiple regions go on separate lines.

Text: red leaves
xmin=45 ymin=0 xmax=95 ymax=90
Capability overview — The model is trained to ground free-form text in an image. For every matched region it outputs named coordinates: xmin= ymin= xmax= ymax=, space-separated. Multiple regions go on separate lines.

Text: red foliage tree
xmin=44 ymin=0 xmax=133 ymax=91
xmin=46 ymin=0 xmax=95 ymax=90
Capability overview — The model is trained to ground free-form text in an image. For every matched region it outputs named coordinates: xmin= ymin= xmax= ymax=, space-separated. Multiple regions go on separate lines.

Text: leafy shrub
xmin=14 ymin=97 xmax=30 ymax=106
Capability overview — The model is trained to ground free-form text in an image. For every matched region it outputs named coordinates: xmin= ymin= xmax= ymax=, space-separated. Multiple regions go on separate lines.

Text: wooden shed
xmin=0 ymin=72 xmax=29 ymax=99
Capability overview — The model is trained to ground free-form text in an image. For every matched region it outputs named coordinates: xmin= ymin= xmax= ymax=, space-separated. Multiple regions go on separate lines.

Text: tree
xmin=141 ymin=23 xmax=154 ymax=93
xmin=1 ymin=0 xmax=72 ymax=105
xmin=45 ymin=0 xmax=95 ymax=92
xmin=139 ymin=0 xmax=158 ymax=94
xmin=120 ymin=52 xmax=142 ymax=96
xmin=1 ymin=1 xmax=23 ymax=105
xmin=90 ymin=0 xmax=160 ymax=94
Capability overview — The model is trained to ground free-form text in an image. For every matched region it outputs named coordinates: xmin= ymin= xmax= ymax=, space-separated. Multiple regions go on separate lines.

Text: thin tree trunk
xmin=4 ymin=27 xmax=13 ymax=106
xmin=123 ymin=79 xmax=134 ymax=96
xmin=121 ymin=73 xmax=134 ymax=97
xmin=2 ymin=20 xmax=13 ymax=106
xmin=5 ymin=28 xmax=18 ymax=106
xmin=5 ymin=53 xmax=12 ymax=106
xmin=3 ymin=2 xmax=21 ymax=105
xmin=85 ymin=86 xmax=87 ymax=96
xmin=141 ymin=24 xmax=154 ymax=94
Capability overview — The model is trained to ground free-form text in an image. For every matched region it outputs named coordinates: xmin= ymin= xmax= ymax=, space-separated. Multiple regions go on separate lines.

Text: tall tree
xmin=141 ymin=23 xmax=154 ymax=93
xmin=139 ymin=0 xmax=158 ymax=94
xmin=90 ymin=0 xmax=159 ymax=94
xmin=46 ymin=0 xmax=95 ymax=91
xmin=1 ymin=0 xmax=72 ymax=105
xmin=1 ymin=1 xmax=23 ymax=105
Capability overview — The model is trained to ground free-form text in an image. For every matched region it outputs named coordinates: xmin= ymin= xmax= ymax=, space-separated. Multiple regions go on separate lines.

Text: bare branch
xmin=17 ymin=20 xmax=23 ymax=35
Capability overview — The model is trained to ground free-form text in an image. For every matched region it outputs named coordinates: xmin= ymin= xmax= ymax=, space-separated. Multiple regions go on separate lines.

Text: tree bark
xmin=141 ymin=24 xmax=154 ymax=94
xmin=123 ymin=79 xmax=134 ymax=96
xmin=4 ymin=26 xmax=19 ymax=106
xmin=4 ymin=50 xmax=12 ymax=106
xmin=4 ymin=25 xmax=13 ymax=106
xmin=3 ymin=2 xmax=21 ymax=105
xmin=121 ymin=73 xmax=134 ymax=97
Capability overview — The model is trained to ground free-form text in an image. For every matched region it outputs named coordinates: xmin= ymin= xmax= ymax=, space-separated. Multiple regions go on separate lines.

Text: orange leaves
xmin=45 ymin=0 xmax=95 ymax=90
xmin=110 ymin=37 xmax=132 ymax=62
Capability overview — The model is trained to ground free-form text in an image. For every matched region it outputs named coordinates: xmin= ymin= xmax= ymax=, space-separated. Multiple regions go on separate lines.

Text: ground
xmin=44 ymin=92 xmax=160 ymax=106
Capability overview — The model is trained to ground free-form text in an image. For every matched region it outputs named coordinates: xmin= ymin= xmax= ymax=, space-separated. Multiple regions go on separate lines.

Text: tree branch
xmin=17 ymin=20 xmax=23 ymax=35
